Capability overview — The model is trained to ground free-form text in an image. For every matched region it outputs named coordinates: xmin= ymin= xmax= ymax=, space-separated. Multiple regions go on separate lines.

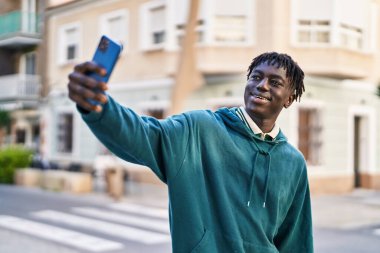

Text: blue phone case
xmin=88 ymin=35 xmax=123 ymax=105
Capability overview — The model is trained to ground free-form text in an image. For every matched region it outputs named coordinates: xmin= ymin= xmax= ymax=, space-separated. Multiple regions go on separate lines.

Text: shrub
xmin=0 ymin=146 xmax=32 ymax=184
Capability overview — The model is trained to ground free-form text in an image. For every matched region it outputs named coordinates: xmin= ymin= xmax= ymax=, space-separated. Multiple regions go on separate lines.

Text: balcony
xmin=0 ymin=11 xmax=42 ymax=48
xmin=291 ymin=47 xmax=374 ymax=80
xmin=0 ymin=74 xmax=41 ymax=109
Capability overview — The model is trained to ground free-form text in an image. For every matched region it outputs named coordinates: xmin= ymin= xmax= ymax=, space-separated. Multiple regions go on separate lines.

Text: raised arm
xmin=67 ymin=62 xmax=191 ymax=184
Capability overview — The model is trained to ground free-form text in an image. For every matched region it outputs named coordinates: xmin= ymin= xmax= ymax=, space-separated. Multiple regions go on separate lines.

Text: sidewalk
xmin=312 ymin=189 xmax=380 ymax=229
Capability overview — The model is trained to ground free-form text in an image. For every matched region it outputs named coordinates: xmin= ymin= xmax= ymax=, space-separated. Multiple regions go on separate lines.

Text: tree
xmin=0 ymin=110 xmax=11 ymax=147
xmin=0 ymin=110 xmax=11 ymax=128
xmin=169 ymin=0 xmax=204 ymax=115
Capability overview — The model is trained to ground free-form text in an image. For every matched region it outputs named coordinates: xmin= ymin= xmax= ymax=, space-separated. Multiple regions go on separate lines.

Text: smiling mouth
xmin=253 ymin=94 xmax=271 ymax=101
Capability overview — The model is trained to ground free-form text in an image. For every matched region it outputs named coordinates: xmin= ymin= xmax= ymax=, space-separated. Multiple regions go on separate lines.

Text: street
xmin=0 ymin=184 xmax=380 ymax=253
xmin=0 ymin=184 xmax=171 ymax=253
xmin=312 ymin=190 xmax=380 ymax=253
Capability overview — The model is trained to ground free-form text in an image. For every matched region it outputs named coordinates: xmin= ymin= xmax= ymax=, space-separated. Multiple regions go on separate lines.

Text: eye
xmin=250 ymin=75 xmax=261 ymax=81
xmin=270 ymin=79 xmax=282 ymax=87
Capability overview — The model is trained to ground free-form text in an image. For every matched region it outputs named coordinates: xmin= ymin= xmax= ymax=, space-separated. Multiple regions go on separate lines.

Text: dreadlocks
xmin=247 ymin=52 xmax=305 ymax=102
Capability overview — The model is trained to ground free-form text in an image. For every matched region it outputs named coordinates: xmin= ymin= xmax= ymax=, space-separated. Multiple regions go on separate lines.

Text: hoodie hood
xmin=215 ymin=107 xmax=288 ymax=142
xmin=215 ymin=107 xmax=288 ymax=208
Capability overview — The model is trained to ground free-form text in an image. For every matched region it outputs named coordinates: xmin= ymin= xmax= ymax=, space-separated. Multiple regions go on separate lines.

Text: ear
xmin=284 ymin=94 xmax=295 ymax=109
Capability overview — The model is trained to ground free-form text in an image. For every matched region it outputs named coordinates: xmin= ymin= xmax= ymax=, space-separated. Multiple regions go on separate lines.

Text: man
xmin=68 ymin=52 xmax=313 ymax=253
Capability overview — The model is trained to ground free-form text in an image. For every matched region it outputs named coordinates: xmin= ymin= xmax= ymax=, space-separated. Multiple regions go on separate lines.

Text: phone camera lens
xmin=99 ymin=38 xmax=109 ymax=52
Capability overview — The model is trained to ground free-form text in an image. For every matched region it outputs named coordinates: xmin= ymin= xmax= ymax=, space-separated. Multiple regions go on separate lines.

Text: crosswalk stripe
xmin=0 ymin=215 xmax=123 ymax=252
xmin=109 ymin=203 xmax=169 ymax=219
xmin=72 ymin=207 xmax=170 ymax=233
xmin=33 ymin=210 xmax=171 ymax=244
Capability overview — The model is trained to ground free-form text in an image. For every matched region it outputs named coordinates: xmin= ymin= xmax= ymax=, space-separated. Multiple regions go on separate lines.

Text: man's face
xmin=244 ymin=62 xmax=294 ymax=122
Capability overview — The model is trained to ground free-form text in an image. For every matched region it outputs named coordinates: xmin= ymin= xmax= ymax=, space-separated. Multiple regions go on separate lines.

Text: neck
xmin=246 ymin=112 xmax=276 ymax=133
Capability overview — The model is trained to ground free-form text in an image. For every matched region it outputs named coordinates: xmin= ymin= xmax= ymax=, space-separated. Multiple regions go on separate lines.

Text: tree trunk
xmin=168 ymin=0 xmax=204 ymax=116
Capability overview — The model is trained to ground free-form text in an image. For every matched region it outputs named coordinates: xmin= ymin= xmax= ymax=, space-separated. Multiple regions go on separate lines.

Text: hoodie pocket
xmin=190 ymin=229 xmax=210 ymax=253
xmin=189 ymin=229 xmax=278 ymax=253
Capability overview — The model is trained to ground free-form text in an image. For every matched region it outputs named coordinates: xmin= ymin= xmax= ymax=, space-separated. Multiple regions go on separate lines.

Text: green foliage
xmin=0 ymin=146 xmax=32 ymax=184
xmin=0 ymin=110 xmax=11 ymax=128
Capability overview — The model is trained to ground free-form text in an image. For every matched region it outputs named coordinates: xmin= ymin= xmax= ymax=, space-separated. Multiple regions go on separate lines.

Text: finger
xmin=68 ymin=71 xmax=98 ymax=90
xmin=99 ymin=82 xmax=109 ymax=91
xmin=68 ymin=81 xmax=108 ymax=104
xmin=74 ymin=61 xmax=106 ymax=76
xmin=69 ymin=93 xmax=103 ymax=112
xmin=95 ymin=93 xmax=108 ymax=104
xmin=68 ymin=81 xmax=97 ymax=100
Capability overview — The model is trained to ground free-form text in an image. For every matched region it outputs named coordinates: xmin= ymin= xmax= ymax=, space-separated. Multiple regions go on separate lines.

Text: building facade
xmin=42 ymin=0 xmax=380 ymax=193
xmin=0 ymin=0 xmax=45 ymax=150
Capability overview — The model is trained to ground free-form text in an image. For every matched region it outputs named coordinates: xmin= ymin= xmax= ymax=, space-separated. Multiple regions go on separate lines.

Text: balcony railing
xmin=0 ymin=11 xmax=41 ymax=47
xmin=0 ymin=74 xmax=41 ymax=102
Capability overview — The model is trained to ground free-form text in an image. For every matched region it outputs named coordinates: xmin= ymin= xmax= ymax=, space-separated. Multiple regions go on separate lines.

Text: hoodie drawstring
xmin=247 ymin=141 xmax=280 ymax=208
xmin=247 ymin=152 xmax=260 ymax=207
xmin=262 ymin=154 xmax=272 ymax=208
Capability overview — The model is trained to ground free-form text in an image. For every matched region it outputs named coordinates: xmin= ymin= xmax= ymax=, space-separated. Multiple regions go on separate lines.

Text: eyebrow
xmin=251 ymin=69 xmax=286 ymax=82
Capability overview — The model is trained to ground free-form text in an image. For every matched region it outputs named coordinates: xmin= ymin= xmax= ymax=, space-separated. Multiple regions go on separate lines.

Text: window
xmin=339 ymin=23 xmax=363 ymax=50
xmin=25 ymin=52 xmax=36 ymax=75
xmin=151 ymin=6 xmax=166 ymax=44
xmin=58 ymin=23 xmax=81 ymax=64
xmin=214 ymin=15 xmax=247 ymax=43
xmin=20 ymin=52 xmax=36 ymax=75
xmin=292 ymin=0 xmax=372 ymax=51
xmin=337 ymin=0 xmax=368 ymax=50
xmin=65 ymin=28 xmax=78 ymax=60
xmin=212 ymin=0 xmax=250 ymax=44
xmin=140 ymin=1 xmax=167 ymax=50
xmin=172 ymin=0 xmax=205 ymax=46
xmin=298 ymin=108 xmax=322 ymax=165
xmin=16 ymin=129 xmax=26 ymax=144
xmin=292 ymin=0 xmax=333 ymax=46
xmin=176 ymin=20 xmax=205 ymax=46
xmin=100 ymin=10 xmax=128 ymax=47
xmin=297 ymin=20 xmax=330 ymax=44
xmin=56 ymin=113 xmax=73 ymax=153
xmin=172 ymin=0 xmax=251 ymax=46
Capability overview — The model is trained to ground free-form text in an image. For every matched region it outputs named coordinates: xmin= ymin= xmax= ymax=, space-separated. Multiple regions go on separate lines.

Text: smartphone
xmin=88 ymin=35 xmax=123 ymax=105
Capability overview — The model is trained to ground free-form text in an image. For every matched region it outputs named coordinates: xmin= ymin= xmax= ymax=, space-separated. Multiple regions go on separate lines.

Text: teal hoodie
xmin=81 ymin=96 xmax=313 ymax=253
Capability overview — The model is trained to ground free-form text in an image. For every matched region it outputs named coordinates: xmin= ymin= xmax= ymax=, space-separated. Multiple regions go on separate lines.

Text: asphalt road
xmin=0 ymin=184 xmax=380 ymax=253
xmin=0 ymin=185 xmax=171 ymax=253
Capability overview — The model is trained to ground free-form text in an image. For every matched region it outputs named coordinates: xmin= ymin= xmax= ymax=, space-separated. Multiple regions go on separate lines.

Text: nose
xmin=257 ymin=78 xmax=270 ymax=91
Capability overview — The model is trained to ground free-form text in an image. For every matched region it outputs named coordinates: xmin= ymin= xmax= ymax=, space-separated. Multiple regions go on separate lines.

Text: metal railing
xmin=0 ymin=11 xmax=41 ymax=37
xmin=0 ymin=74 xmax=41 ymax=101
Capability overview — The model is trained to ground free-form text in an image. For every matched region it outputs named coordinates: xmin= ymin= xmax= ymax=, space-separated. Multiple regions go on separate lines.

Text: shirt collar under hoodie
xmin=217 ymin=107 xmax=287 ymax=208
xmin=235 ymin=106 xmax=280 ymax=140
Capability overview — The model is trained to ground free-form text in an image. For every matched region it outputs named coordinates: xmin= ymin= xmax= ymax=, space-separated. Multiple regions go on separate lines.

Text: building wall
xmin=46 ymin=0 xmax=173 ymax=93
xmin=43 ymin=0 xmax=380 ymax=193
xmin=0 ymin=0 xmax=44 ymax=150
xmin=0 ymin=0 xmax=21 ymax=14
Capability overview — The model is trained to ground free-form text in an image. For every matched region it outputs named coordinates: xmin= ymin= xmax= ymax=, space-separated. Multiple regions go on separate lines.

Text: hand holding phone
xmin=88 ymin=35 xmax=123 ymax=105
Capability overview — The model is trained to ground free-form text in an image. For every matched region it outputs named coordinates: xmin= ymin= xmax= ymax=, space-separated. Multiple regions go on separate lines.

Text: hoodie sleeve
xmin=274 ymin=165 xmax=314 ymax=253
xmin=80 ymin=95 xmax=190 ymax=184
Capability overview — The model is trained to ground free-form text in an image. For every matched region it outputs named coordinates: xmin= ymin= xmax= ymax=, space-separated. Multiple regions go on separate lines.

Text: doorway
xmin=353 ymin=116 xmax=369 ymax=188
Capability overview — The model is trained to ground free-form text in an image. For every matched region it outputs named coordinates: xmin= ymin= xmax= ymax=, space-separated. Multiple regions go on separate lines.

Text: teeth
xmin=255 ymin=95 xmax=269 ymax=101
